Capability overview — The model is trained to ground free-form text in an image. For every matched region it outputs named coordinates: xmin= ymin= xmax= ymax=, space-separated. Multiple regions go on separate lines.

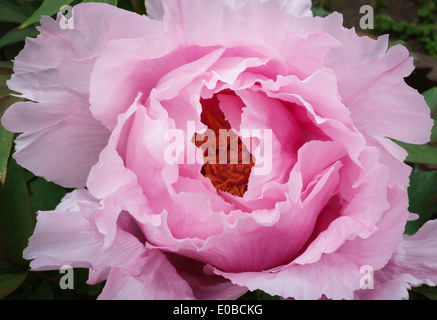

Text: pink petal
xmin=87 ymin=94 xmax=152 ymax=247
xmin=23 ymin=190 xmax=146 ymax=285
xmin=90 ymin=42 xmax=225 ymax=130
xmin=4 ymin=105 xmax=109 ymax=188
xmin=148 ymin=149 xmax=342 ymax=273
xmin=214 ymin=185 xmax=410 ymax=300
xmin=98 ymin=250 xmax=195 ymax=300
xmin=165 ymin=254 xmax=248 ymax=300
xmin=355 ymin=220 xmax=437 ymax=300
xmin=2 ymin=3 xmax=158 ymax=187
xmin=222 ymin=0 xmax=312 ymax=18
xmin=99 ymin=250 xmax=246 ymax=300
xmin=213 ymin=253 xmax=361 ymax=300
xmin=325 ymin=27 xmax=433 ymax=145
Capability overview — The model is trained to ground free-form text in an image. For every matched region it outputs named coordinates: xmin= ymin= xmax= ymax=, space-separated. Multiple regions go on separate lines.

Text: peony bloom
xmin=2 ymin=0 xmax=436 ymax=300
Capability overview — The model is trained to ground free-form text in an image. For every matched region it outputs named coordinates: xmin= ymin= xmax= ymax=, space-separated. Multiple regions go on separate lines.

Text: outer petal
xmin=213 ymin=253 xmax=361 ymax=300
xmin=355 ymin=220 xmax=437 ymax=300
xmin=1 ymin=3 xmax=160 ymax=187
xmin=99 ymin=250 xmax=247 ymax=300
xmin=98 ymin=249 xmax=196 ymax=300
xmin=221 ymin=0 xmax=312 ymax=18
xmin=324 ymin=27 xmax=433 ymax=145
xmin=147 ymin=0 xmax=312 ymax=21
xmin=4 ymin=105 xmax=109 ymax=188
xmin=23 ymin=190 xmax=146 ymax=284
xmin=163 ymin=254 xmax=248 ymax=300
xmin=24 ymin=187 xmax=243 ymax=300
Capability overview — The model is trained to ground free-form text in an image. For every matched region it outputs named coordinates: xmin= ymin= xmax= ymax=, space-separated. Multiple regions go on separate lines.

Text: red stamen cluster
xmin=193 ymin=92 xmax=255 ymax=197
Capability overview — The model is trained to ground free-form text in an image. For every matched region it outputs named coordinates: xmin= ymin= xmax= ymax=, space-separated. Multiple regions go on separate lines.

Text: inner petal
xmin=193 ymin=90 xmax=255 ymax=197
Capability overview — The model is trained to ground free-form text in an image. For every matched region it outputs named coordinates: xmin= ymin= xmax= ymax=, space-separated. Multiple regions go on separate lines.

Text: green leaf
xmin=405 ymin=171 xmax=437 ymax=235
xmin=29 ymin=177 xmax=67 ymax=212
xmin=0 ymin=92 xmax=18 ymax=114
xmin=431 ymin=125 xmax=437 ymax=142
xmin=413 ymin=285 xmax=437 ymax=300
xmin=9 ymin=279 xmax=55 ymax=300
xmin=19 ymin=0 xmax=74 ymax=29
xmin=0 ymin=1 xmax=31 ymax=24
xmin=83 ymin=0 xmax=118 ymax=5
xmin=0 ymin=158 xmax=35 ymax=268
xmin=388 ymin=39 xmax=407 ymax=49
xmin=0 ymin=125 xmax=14 ymax=186
xmin=238 ymin=289 xmax=280 ymax=300
xmin=0 ymin=271 xmax=27 ymax=299
xmin=396 ymin=141 xmax=437 ymax=165
xmin=423 ymin=87 xmax=437 ymax=142
xmin=311 ymin=6 xmax=330 ymax=17
xmin=0 ymin=27 xmax=39 ymax=48
xmin=0 ymin=62 xmax=14 ymax=99
xmin=255 ymin=290 xmax=280 ymax=300
xmin=0 ymin=257 xmax=23 ymax=273
xmin=0 ymin=62 xmax=19 ymax=185
xmin=0 ymin=63 xmax=20 ymax=185
xmin=424 ymin=87 xmax=437 ymax=116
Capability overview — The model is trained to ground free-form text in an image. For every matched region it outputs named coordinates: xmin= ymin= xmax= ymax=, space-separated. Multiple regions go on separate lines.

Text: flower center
xmin=193 ymin=92 xmax=255 ymax=197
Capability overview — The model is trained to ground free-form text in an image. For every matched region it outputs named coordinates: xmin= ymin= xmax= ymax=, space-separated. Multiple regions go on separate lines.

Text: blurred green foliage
xmin=313 ymin=0 xmax=437 ymax=57
xmin=374 ymin=0 xmax=437 ymax=57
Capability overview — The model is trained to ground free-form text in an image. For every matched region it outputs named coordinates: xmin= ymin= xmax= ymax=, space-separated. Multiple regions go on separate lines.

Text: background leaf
xmin=239 ymin=289 xmax=280 ymax=300
xmin=19 ymin=0 xmax=74 ymax=29
xmin=413 ymin=285 xmax=437 ymax=300
xmin=423 ymin=87 xmax=437 ymax=142
xmin=396 ymin=142 xmax=437 ymax=165
xmin=0 ymin=62 xmax=14 ymax=99
xmin=423 ymin=87 xmax=437 ymax=116
xmin=0 ymin=27 xmax=39 ymax=48
xmin=0 ymin=271 xmax=27 ymax=299
xmin=82 ymin=0 xmax=118 ymax=5
xmin=28 ymin=177 xmax=67 ymax=212
xmin=0 ymin=1 xmax=32 ymax=24
xmin=0 ymin=125 xmax=14 ymax=186
xmin=311 ymin=6 xmax=330 ymax=17
xmin=0 ymin=158 xmax=35 ymax=268
xmin=0 ymin=62 xmax=19 ymax=185
xmin=405 ymin=171 xmax=437 ymax=235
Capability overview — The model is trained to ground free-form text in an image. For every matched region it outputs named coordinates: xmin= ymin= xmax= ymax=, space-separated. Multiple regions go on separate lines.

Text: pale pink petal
xmin=324 ymin=28 xmax=433 ymax=145
xmin=213 ymin=253 xmax=361 ymax=300
xmin=291 ymin=147 xmax=392 ymax=265
xmin=214 ymin=186 xmax=410 ymax=300
xmin=165 ymin=254 xmax=248 ymax=300
xmin=98 ymin=242 xmax=245 ymax=300
xmin=355 ymin=220 xmax=437 ymax=300
xmin=222 ymin=0 xmax=312 ymax=18
xmin=87 ymin=94 xmax=152 ymax=247
xmin=90 ymin=41 xmax=226 ymax=130
xmin=277 ymin=0 xmax=312 ymax=17
xmin=236 ymin=89 xmax=301 ymax=199
xmin=98 ymin=249 xmax=195 ymax=300
xmin=150 ymin=153 xmax=342 ymax=273
xmin=23 ymin=190 xmax=147 ymax=285
xmin=4 ymin=106 xmax=109 ymax=188
xmin=123 ymin=100 xmax=227 ymax=241
xmin=2 ymin=3 xmax=159 ymax=187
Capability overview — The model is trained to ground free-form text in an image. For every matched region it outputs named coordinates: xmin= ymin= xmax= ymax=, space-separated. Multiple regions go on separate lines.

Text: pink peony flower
xmin=2 ymin=0 xmax=436 ymax=300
